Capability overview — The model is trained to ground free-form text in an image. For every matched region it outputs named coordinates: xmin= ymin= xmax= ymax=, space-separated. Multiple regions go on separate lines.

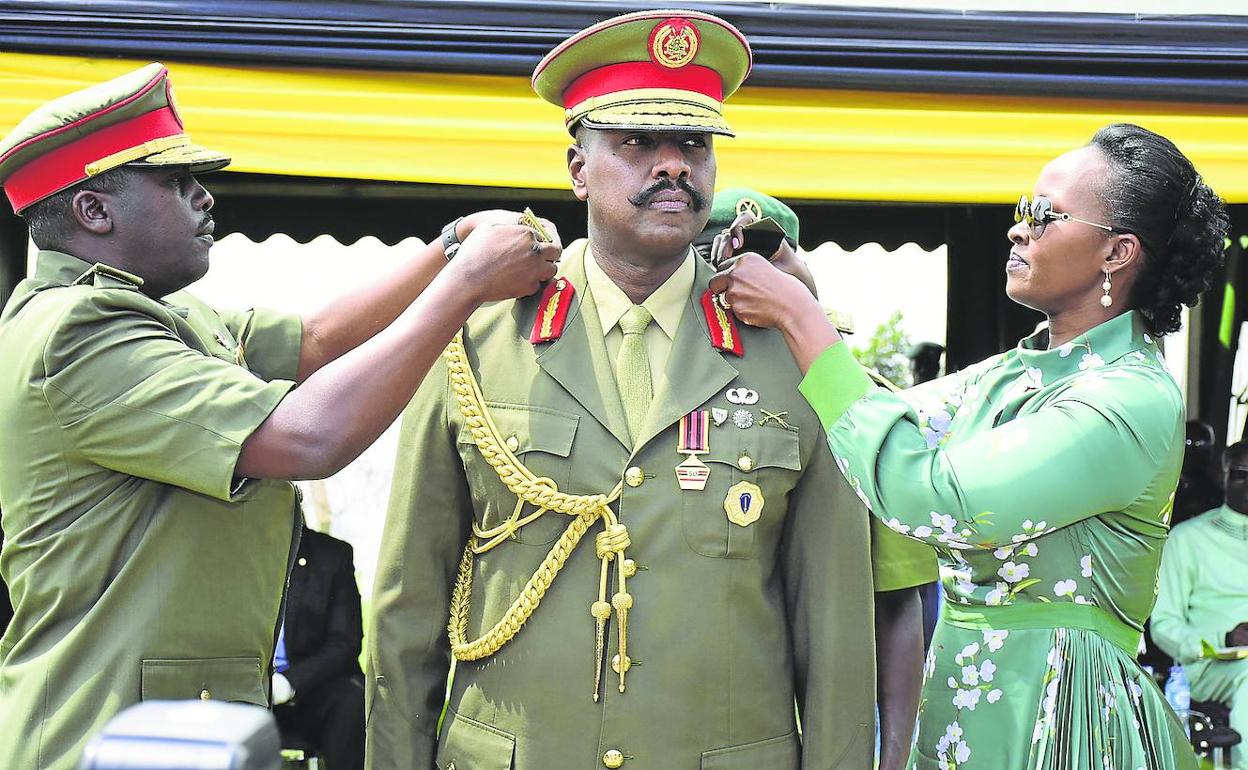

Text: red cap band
xmin=4 ymin=105 xmax=183 ymax=212
xmin=564 ymin=62 xmax=723 ymax=109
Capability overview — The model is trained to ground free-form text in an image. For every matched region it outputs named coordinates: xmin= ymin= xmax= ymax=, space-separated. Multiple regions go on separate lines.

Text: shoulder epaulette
xmin=700 ymin=289 xmax=743 ymax=356
xmin=72 ymin=262 xmax=145 ymax=289
xmin=529 ymin=278 xmax=575 ymax=344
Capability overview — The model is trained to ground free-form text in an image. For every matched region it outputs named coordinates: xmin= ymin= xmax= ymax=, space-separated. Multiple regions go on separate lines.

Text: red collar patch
xmin=700 ymin=290 xmax=743 ymax=356
xmin=530 ymin=278 xmax=576 ymax=344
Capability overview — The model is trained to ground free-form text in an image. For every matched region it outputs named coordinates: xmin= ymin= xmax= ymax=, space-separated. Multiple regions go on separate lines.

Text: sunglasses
xmin=1015 ymin=194 xmax=1129 ymax=240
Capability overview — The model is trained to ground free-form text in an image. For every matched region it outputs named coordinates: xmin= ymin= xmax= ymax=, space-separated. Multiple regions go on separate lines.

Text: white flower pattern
xmin=833 ymin=315 xmax=1182 ymax=767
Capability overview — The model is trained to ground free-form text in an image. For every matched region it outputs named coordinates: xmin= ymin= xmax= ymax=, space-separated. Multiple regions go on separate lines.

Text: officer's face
xmin=570 ymin=129 xmax=715 ymax=263
xmin=114 ymin=166 xmax=216 ymax=297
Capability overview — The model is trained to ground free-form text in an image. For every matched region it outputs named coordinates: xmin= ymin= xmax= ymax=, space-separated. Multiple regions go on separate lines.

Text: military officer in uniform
xmin=367 ymin=11 xmax=876 ymax=770
xmin=0 ymin=64 xmax=559 ymax=769
xmin=696 ymin=187 xmax=938 ymax=770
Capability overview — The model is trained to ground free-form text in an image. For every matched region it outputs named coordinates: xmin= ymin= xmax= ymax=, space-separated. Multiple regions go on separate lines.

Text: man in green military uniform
xmin=367 ymin=11 xmax=876 ymax=769
xmin=0 ymin=64 xmax=559 ymax=769
xmin=697 ymin=187 xmax=938 ymax=770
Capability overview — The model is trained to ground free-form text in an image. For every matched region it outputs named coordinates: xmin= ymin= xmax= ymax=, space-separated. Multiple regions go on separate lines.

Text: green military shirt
xmin=0 ymin=250 xmax=303 ymax=770
xmin=367 ymin=241 xmax=877 ymax=770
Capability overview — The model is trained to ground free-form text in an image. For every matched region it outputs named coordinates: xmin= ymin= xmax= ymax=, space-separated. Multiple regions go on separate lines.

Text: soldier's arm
xmin=235 ymin=223 xmax=557 ymax=480
xmin=874 ymin=586 xmax=925 ymax=770
xmin=294 ymin=211 xmax=558 ymax=381
xmin=781 ymin=437 xmax=876 ymax=769
xmin=365 ymin=357 xmax=470 ymax=770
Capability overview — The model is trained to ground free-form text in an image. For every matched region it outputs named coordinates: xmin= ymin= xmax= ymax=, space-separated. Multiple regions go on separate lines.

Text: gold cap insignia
xmin=735 ymin=197 xmax=763 ymax=219
xmin=649 ymin=19 xmax=700 ymax=69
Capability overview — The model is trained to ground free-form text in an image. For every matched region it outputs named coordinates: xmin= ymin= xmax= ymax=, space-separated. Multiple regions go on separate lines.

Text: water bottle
xmin=1165 ymin=664 xmax=1191 ymax=715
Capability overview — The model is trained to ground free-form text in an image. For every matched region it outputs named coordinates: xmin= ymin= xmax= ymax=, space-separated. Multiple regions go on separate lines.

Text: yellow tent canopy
xmin=2 ymin=51 xmax=1247 ymax=204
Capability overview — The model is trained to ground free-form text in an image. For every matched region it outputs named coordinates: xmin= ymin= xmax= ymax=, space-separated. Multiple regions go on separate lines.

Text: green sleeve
xmin=1151 ymin=523 xmax=1204 ymax=663
xmin=365 ymin=354 xmax=470 ymax=770
xmin=871 ymin=518 xmax=939 ymax=592
xmin=797 ymin=342 xmax=872 ymax=430
xmin=781 ymin=426 xmax=876 ymax=768
xmin=807 ymin=350 xmax=1182 ymax=549
xmin=41 ymin=291 xmax=293 ymax=501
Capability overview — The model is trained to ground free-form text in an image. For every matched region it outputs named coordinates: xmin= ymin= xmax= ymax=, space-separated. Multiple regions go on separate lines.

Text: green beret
xmin=695 ymin=188 xmax=799 ymax=248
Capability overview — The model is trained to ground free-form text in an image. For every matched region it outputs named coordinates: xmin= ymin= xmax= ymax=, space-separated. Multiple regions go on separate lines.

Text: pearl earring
xmin=1101 ymin=269 xmax=1113 ymax=308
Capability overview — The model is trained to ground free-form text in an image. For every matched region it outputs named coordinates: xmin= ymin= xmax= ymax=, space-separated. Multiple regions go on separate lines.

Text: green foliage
xmin=853 ymin=310 xmax=913 ymax=388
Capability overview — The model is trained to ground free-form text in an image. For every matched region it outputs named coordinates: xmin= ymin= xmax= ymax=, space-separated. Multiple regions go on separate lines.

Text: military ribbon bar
xmin=530 ymin=278 xmax=576 ymax=344
xmin=678 ymin=410 xmax=710 ymax=454
xmin=699 ymin=290 xmax=743 ymax=356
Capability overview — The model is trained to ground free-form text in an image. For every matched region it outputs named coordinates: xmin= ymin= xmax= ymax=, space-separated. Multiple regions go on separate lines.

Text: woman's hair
xmin=1089 ymin=123 xmax=1229 ymax=336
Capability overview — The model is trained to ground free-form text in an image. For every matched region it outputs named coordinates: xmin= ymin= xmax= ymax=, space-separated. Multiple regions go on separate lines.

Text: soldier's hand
xmin=452 ymin=223 xmax=560 ymax=303
xmin=708 ymin=252 xmax=810 ymax=330
xmin=462 ymin=209 xmax=562 ymax=250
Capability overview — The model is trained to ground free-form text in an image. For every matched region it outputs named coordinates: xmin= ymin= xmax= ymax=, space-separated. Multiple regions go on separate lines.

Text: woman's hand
xmin=709 ymin=211 xmax=818 ymax=297
xmin=708 ymin=252 xmax=842 ymax=374
xmin=708 ymin=252 xmax=814 ymax=331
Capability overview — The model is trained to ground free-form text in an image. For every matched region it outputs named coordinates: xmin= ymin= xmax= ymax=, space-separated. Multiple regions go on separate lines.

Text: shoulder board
xmin=700 ymin=290 xmax=743 ymax=356
xmin=529 ymin=278 xmax=576 ymax=344
xmin=72 ymin=262 xmax=145 ymax=290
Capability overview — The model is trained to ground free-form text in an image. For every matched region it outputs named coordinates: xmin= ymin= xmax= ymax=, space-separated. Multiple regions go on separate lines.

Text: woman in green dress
xmin=709 ymin=124 xmax=1228 ymax=769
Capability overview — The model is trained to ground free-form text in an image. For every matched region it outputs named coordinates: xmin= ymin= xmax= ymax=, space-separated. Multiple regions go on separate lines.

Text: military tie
xmin=616 ymin=304 xmax=654 ymax=442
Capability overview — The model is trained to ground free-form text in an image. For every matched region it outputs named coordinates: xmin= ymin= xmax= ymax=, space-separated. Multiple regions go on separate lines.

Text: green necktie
xmin=616 ymin=304 xmax=654 ymax=442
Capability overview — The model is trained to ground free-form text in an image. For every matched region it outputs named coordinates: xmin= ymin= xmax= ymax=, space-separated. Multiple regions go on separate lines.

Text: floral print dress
xmin=799 ymin=311 xmax=1197 ymax=769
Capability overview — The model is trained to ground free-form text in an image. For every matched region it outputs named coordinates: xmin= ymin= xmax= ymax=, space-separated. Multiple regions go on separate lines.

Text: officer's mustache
xmin=629 ymin=179 xmax=706 ymax=211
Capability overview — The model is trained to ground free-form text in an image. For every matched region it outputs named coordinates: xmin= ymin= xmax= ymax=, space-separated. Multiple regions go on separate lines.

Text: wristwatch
xmin=441 ymin=216 xmax=465 ymax=261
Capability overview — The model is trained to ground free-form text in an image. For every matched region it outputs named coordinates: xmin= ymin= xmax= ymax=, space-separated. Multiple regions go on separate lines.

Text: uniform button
xmin=602 ymin=749 xmax=625 ymax=768
xmin=737 ymin=454 xmax=754 ymax=472
xmin=624 ymin=467 xmax=644 ymax=487
xmin=199 ymin=689 xmax=211 ymax=700
xmin=611 ymin=653 xmax=632 ymax=674
xmin=621 ymin=559 xmax=637 ymax=578
xmin=506 ymin=435 xmax=520 ymax=452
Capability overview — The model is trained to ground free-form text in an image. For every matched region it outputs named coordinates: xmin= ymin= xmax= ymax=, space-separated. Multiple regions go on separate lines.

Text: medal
xmin=675 ymin=410 xmax=711 ymax=490
xmin=711 ymin=407 xmax=728 ymax=426
xmin=725 ymin=481 xmax=764 ymax=526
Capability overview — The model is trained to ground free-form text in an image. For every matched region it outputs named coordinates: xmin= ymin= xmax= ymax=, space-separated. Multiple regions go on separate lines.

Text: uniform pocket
xmin=436 ymin=709 xmax=515 ymax=770
xmin=701 ymin=730 xmax=800 ymax=770
xmin=683 ymin=426 xmax=802 ymax=559
xmin=457 ymin=402 xmax=579 ymax=546
xmin=140 ymin=656 xmax=266 ymax=705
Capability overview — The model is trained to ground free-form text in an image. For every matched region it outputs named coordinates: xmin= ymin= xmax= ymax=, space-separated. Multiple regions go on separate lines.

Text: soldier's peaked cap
xmin=532 ymin=9 xmax=752 ymax=137
xmin=0 ymin=63 xmax=230 ymax=214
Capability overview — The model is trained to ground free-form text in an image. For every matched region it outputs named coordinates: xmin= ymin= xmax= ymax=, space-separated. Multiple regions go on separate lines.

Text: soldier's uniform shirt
xmin=0 ymin=250 xmax=303 ymax=770
xmin=367 ymin=240 xmax=877 ymax=770
xmin=587 ymin=249 xmax=936 ymax=591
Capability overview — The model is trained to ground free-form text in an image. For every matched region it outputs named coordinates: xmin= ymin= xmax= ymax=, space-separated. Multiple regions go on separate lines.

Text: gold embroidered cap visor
xmin=0 ymin=62 xmax=230 ymax=213
xmin=531 ymin=9 xmax=752 ymax=137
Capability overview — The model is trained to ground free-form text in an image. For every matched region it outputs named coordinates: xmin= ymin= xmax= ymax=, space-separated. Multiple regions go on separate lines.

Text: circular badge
xmin=735 ymin=198 xmax=763 ymax=219
xmin=648 ymin=19 xmax=700 ymax=69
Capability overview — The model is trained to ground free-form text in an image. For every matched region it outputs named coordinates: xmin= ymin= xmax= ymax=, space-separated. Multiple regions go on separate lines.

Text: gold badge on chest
xmin=724 ymin=480 xmax=763 ymax=526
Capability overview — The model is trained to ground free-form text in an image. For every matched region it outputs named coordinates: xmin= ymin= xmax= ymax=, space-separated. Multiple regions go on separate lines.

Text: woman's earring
xmin=1101 ymin=269 xmax=1113 ymax=308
